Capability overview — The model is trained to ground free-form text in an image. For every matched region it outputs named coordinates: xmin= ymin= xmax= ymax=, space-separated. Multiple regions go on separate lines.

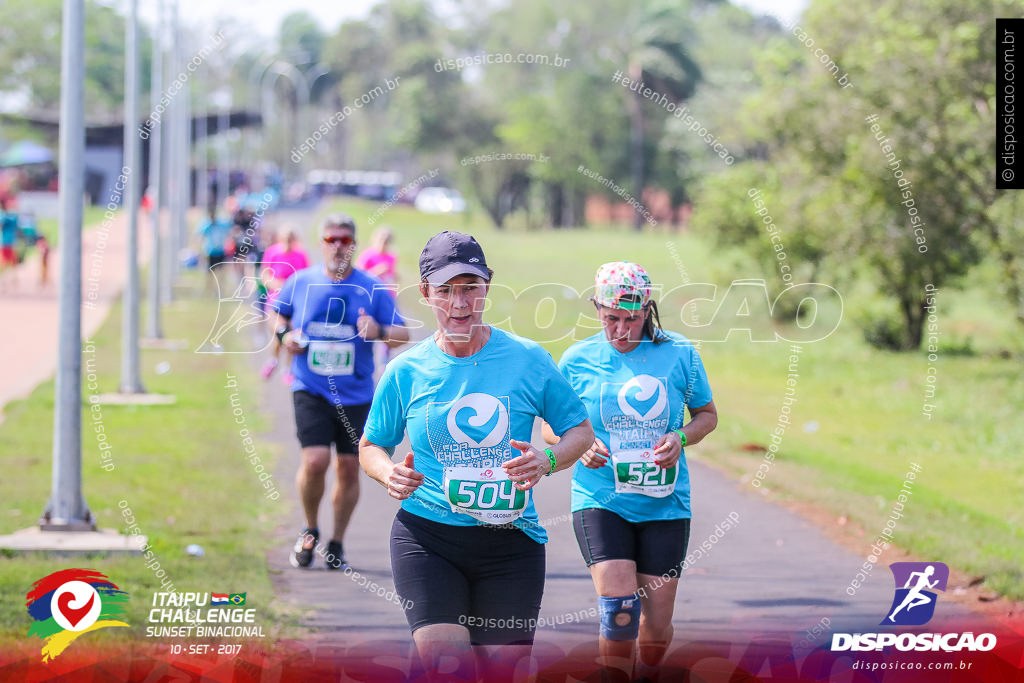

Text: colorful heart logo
xmin=57 ymin=592 xmax=94 ymax=628
xmin=50 ymin=581 xmax=101 ymax=632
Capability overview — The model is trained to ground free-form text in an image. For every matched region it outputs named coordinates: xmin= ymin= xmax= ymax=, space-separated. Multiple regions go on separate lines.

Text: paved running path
xmin=0 ymin=211 xmax=156 ymax=419
xmin=264 ymin=392 xmax=981 ymax=649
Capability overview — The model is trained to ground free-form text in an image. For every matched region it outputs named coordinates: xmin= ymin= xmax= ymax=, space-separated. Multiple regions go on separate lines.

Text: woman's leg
xmin=591 ymin=559 xmax=642 ymax=683
xmin=635 ymin=573 xmax=680 ymax=677
xmin=574 ymin=508 xmax=642 ymax=683
xmin=632 ymin=517 xmax=691 ymax=678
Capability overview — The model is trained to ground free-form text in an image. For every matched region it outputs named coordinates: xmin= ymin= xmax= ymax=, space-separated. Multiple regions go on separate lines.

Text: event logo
xmin=832 ymin=561 xmax=996 ymax=652
xmin=883 ymin=562 xmax=948 ymax=626
xmin=26 ymin=569 xmax=130 ymax=662
xmin=446 ymin=393 xmax=509 ymax=449
xmin=616 ymin=375 xmax=667 ymax=422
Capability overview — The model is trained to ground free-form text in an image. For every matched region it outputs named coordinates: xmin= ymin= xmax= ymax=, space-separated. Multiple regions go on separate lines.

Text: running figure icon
xmin=887 ymin=565 xmax=938 ymax=622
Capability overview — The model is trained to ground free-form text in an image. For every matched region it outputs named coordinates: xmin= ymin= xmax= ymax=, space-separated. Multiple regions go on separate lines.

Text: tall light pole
xmin=41 ymin=0 xmax=91 ymax=530
xmin=218 ymin=98 xmax=229 ymax=209
xmin=182 ymin=56 xmax=192 ymax=254
xmin=262 ymin=61 xmax=308 ymax=176
xmin=119 ymin=0 xmax=145 ymax=394
xmin=197 ymin=97 xmax=208 ymax=212
xmin=246 ymin=54 xmax=276 ymax=176
xmin=146 ymin=0 xmax=164 ymax=340
xmin=164 ymin=0 xmax=181 ymax=302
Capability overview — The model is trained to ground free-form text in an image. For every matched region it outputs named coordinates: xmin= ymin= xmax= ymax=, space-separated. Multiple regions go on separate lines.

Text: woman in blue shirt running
xmin=359 ymin=231 xmax=594 ymax=678
xmin=543 ymin=261 xmax=718 ymax=681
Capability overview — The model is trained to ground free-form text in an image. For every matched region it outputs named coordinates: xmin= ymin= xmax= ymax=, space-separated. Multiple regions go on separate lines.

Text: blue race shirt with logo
xmin=559 ymin=331 xmax=712 ymax=522
xmin=363 ymin=326 xmax=590 ymax=543
xmin=272 ymin=266 xmax=404 ymax=405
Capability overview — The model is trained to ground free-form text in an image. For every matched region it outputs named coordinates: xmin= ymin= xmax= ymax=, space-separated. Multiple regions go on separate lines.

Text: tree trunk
xmin=548 ymin=183 xmax=564 ymax=228
xmin=629 ymin=95 xmax=645 ymax=232
xmin=900 ymin=293 xmax=926 ymax=350
xmin=627 ymin=62 xmax=645 ymax=232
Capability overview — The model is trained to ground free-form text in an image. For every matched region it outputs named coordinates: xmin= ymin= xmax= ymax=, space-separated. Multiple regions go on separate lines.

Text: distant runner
xmin=271 ymin=213 xmax=409 ymax=570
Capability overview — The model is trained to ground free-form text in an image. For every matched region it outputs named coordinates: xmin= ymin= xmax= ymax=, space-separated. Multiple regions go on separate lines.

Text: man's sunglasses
xmin=322 ymin=235 xmax=354 ymax=246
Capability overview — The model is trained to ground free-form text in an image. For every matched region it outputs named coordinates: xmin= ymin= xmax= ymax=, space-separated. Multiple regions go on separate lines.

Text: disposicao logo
xmin=883 ymin=562 xmax=947 ymax=626
xmin=26 ymin=569 xmax=130 ymax=662
xmin=831 ymin=562 xmax=996 ymax=653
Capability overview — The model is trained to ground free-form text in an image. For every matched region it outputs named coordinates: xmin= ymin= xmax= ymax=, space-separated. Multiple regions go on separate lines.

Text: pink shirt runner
xmin=263 ymin=243 xmax=310 ymax=283
xmin=263 ymin=243 xmax=310 ymax=309
xmin=356 ymin=248 xmax=396 ymax=283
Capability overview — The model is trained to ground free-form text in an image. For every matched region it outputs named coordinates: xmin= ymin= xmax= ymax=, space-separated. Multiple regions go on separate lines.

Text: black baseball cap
xmin=419 ymin=231 xmax=490 ymax=285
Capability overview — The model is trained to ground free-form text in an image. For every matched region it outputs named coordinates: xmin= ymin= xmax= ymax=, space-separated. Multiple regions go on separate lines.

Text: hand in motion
xmin=580 ymin=437 xmax=610 ymax=469
xmin=357 ymin=307 xmax=381 ymax=340
xmin=283 ymin=330 xmax=305 ymax=354
xmin=653 ymin=432 xmax=683 ymax=469
xmin=388 ymin=452 xmax=424 ymax=500
xmin=503 ymin=440 xmax=550 ymax=491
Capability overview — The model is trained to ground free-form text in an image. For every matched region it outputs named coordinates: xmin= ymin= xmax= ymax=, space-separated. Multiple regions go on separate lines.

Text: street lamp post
xmin=40 ymin=0 xmax=91 ymax=530
xmin=119 ymin=0 xmax=145 ymax=394
xmin=146 ymin=0 xmax=164 ymax=340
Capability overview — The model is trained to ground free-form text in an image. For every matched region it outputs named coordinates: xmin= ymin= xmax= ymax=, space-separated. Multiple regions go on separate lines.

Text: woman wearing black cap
xmin=359 ymin=230 xmax=595 ymax=676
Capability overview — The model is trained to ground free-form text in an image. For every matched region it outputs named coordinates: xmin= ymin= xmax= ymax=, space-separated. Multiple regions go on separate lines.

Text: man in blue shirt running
xmin=271 ymin=213 xmax=409 ymax=570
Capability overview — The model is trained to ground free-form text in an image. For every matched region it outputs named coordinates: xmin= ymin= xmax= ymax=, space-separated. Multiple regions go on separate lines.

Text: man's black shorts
xmin=390 ymin=509 xmax=545 ymax=646
xmin=292 ymin=390 xmax=370 ymax=454
xmin=573 ymin=507 xmax=691 ymax=576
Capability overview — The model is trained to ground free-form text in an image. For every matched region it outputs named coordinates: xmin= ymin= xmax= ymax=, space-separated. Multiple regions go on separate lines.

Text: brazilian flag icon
xmin=228 ymin=593 xmax=246 ymax=606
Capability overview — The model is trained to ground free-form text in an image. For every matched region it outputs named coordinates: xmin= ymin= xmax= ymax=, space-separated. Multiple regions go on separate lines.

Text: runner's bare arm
xmin=653 ymin=400 xmax=718 ymax=468
xmin=381 ymin=323 xmax=410 ymax=349
xmin=681 ymin=400 xmax=718 ymax=447
xmin=504 ymin=419 xmax=595 ymax=489
xmin=272 ymin=312 xmax=304 ymax=354
xmin=356 ymin=307 xmax=410 ymax=348
xmin=359 ymin=436 xmax=423 ymax=500
xmin=547 ymin=419 xmax=596 ymax=472
xmin=541 ymin=421 xmax=559 ymax=444
xmin=543 ymin=421 xmax=610 ymax=468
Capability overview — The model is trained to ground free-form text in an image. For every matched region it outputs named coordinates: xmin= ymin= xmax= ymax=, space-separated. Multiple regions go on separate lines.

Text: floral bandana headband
xmin=592 ymin=261 xmax=652 ymax=311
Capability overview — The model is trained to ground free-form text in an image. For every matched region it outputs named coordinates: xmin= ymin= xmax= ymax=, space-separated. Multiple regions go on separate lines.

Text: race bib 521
xmin=610 ymin=449 xmax=677 ymax=498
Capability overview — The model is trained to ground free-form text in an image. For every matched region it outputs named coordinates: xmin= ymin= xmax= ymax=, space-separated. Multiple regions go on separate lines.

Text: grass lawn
xmin=320 ymin=198 xmax=1024 ymax=600
xmin=36 ymin=204 xmax=109 ymax=245
xmin=0 ymin=271 xmax=295 ymax=639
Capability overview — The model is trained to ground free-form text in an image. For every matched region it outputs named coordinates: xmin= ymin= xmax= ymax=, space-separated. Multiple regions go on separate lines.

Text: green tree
xmin=278 ymin=11 xmax=325 ymax=67
xmin=698 ymin=0 xmax=1015 ymax=349
xmin=608 ymin=0 xmax=702 ymax=230
xmin=0 ymin=0 xmax=151 ymax=120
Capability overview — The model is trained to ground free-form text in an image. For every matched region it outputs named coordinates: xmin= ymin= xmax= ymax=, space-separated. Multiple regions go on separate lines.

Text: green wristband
xmin=544 ymin=448 xmax=557 ymax=476
xmin=673 ymin=429 xmax=687 ymax=446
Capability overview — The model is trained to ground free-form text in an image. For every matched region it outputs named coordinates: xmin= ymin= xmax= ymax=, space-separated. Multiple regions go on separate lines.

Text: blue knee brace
xmin=598 ymin=593 xmax=642 ymax=641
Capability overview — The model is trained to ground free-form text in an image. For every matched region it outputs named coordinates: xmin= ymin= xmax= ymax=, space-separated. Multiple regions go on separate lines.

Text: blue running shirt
xmin=559 ymin=332 xmax=712 ymax=522
xmin=272 ymin=266 xmax=404 ymax=405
